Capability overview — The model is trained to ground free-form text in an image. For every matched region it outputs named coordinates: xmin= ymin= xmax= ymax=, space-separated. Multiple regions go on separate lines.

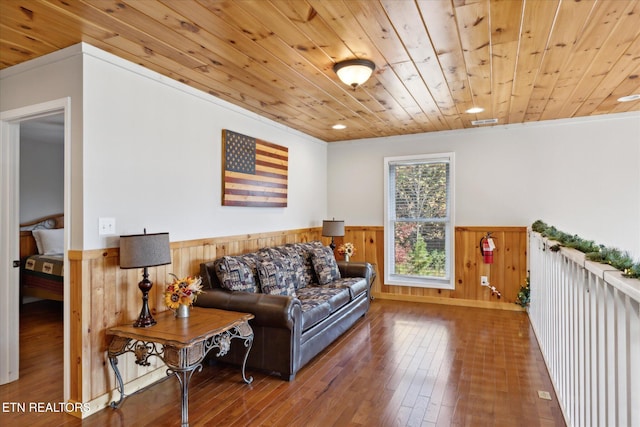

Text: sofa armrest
xmin=195 ymin=287 xmax=301 ymax=330
xmin=337 ymin=261 xmax=374 ymax=285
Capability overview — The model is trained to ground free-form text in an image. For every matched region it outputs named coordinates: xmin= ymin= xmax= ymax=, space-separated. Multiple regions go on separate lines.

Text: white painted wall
xmin=81 ymin=46 xmax=327 ymax=249
xmin=0 ymin=45 xmax=83 ymax=248
xmin=2 ymin=44 xmax=328 ymax=251
xmin=328 ymin=113 xmax=640 ymax=259
xmin=19 ymin=138 xmax=64 ymax=222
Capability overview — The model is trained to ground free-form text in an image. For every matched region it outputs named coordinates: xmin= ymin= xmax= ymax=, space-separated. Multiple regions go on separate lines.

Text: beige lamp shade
xmin=119 ymin=232 xmax=171 ymax=269
xmin=322 ymin=220 xmax=345 ymax=237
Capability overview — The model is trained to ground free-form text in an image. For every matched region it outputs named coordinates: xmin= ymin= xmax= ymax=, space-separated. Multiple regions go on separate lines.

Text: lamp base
xmin=133 ymin=315 xmax=156 ymax=328
xmin=133 ymin=273 xmax=156 ymax=328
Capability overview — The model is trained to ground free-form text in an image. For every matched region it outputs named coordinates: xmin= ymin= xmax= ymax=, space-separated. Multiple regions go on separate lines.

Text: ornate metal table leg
xmin=241 ymin=335 xmax=254 ymax=384
xmin=171 ymin=366 xmax=202 ymax=427
xmin=107 ymin=336 xmax=132 ymax=409
xmin=108 ymin=355 xmax=126 ymax=409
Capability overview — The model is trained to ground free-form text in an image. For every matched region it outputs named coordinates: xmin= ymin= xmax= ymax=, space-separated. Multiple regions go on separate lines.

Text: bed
xmin=20 ymin=213 xmax=64 ymax=302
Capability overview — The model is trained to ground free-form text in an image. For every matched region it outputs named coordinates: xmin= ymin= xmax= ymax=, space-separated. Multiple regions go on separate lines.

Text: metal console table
xmin=106 ymin=307 xmax=254 ymax=427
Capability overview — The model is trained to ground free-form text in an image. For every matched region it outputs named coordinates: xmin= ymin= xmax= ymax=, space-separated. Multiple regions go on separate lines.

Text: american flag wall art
xmin=222 ymin=130 xmax=288 ymax=207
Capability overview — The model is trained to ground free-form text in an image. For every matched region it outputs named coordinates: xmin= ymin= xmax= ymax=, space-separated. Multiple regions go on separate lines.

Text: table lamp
xmin=119 ymin=230 xmax=171 ymax=327
xmin=322 ymin=219 xmax=345 ymax=250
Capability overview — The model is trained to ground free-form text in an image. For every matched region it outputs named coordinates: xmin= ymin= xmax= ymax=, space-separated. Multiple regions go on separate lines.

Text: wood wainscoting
xmin=66 ymin=225 xmax=527 ymax=414
xmin=333 ymin=226 xmax=528 ymax=310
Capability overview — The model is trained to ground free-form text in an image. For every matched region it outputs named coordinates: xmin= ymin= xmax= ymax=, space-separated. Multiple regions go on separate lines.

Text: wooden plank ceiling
xmin=1 ymin=0 xmax=639 ymax=142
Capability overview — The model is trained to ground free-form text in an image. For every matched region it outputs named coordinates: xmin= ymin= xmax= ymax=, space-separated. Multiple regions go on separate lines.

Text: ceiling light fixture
xmin=617 ymin=94 xmax=640 ymax=102
xmin=466 ymin=107 xmax=485 ymax=114
xmin=332 ymin=124 xmax=347 ymax=130
xmin=333 ymin=59 xmax=375 ymax=89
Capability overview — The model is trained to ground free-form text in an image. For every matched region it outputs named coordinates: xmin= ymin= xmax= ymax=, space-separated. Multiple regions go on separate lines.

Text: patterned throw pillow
xmin=215 ymin=256 xmax=259 ymax=293
xmin=275 ymin=245 xmax=309 ymax=289
xmin=257 ymin=259 xmax=297 ymax=297
xmin=311 ymin=246 xmax=341 ymax=285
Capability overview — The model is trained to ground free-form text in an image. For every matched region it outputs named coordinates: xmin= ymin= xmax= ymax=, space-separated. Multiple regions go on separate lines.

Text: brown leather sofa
xmin=195 ymin=241 xmax=374 ymax=380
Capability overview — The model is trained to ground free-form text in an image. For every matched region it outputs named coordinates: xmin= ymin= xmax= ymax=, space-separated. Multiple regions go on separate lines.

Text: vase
xmin=175 ymin=304 xmax=190 ymax=318
xmin=344 ymin=254 xmax=350 ymax=262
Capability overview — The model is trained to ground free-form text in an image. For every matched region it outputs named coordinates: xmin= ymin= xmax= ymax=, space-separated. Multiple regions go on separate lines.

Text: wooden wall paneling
xmin=67 ymin=251 xmax=83 ymax=404
xmin=89 ymin=255 xmax=105 ymax=398
xmin=67 ymin=225 xmax=526 ymax=409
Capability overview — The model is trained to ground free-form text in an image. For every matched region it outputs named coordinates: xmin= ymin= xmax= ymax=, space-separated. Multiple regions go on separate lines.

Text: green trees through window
xmin=385 ymin=153 xmax=454 ymax=288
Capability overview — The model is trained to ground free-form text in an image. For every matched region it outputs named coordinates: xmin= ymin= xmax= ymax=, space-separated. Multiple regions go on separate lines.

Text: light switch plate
xmin=99 ymin=217 xmax=116 ymax=235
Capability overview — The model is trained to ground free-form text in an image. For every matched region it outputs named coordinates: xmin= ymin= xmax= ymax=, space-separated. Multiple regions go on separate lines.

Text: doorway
xmin=0 ymin=99 xmax=71 ymax=402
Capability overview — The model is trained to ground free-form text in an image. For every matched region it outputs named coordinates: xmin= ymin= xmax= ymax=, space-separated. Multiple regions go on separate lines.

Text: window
xmin=384 ymin=153 xmax=454 ymax=289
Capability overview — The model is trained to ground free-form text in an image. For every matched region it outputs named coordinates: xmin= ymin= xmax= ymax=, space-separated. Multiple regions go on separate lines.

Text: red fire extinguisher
xmin=480 ymin=233 xmax=495 ymax=264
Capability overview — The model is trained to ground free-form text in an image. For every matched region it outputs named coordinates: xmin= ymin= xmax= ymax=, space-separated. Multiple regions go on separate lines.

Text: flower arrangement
xmin=164 ymin=273 xmax=203 ymax=310
xmin=337 ymin=242 xmax=356 ymax=258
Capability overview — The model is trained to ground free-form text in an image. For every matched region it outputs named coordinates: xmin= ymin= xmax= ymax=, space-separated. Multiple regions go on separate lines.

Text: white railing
xmin=529 ymin=231 xmax=640 ymax=427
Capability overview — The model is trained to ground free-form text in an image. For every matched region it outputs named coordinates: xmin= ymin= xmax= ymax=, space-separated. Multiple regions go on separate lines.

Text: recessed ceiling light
xmin=617 ymin=94 xmax=640 ymax=102
xmin=332 ymin=124 xmax=347 ymax=130
xmin=466 ymin=107 xmax=484 ymax=114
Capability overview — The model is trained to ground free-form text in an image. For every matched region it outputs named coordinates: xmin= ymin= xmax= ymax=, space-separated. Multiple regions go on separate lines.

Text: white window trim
xmin=383 ymin=152 xmax=455 ymax=290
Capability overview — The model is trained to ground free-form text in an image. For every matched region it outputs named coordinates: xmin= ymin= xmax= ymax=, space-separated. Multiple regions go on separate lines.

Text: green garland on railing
xmin=532 ymin=220 xmax=640 ymax=279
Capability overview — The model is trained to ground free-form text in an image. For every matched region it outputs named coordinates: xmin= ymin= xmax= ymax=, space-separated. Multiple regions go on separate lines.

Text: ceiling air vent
xmin=471 ymin=118 xmax=499 ymax=126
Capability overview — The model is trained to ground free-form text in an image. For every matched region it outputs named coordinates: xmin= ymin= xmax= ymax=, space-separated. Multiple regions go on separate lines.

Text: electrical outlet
xmin=538 ymin=390 xmax=552 ymax=400
xmin=480 ymin=276 xmax=489 ymax=286
xmin=99 ymin=217 xmax=116 ymax=235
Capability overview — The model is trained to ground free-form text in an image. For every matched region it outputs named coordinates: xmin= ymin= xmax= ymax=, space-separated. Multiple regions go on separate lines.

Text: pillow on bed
xmin=32 ymin=229 xmax=64 ymax=255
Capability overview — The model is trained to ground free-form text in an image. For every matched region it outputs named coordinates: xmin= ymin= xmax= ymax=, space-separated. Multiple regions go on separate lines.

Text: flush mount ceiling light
xmin=333 ymin=59 xmax=375 ymax=89
xmin=617 ymin=94 xmax=640 ymax=102
xmin=465 ymin=107 xmax=485 ymax=114
xmin=332 ymin=123 xmax=347 ymax=130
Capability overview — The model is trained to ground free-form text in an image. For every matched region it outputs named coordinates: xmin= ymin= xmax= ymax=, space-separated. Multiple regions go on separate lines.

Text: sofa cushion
xmin=311 ymin=246 xmax=341 ymax=285
xmin=319 ymin=277 xmax=368 ymax=300
xmin=215 ymin=256 xmax=259 ymax=293
xmin=261 ymin=247 xmax=304 ymax=290
xmin=297 ymin=286 xmax=350 ymax=313
xmin=299 ymin=300 xmax=331 ymax=331
xmin=275 ymin=243 xmax=317 ymax=289
xmin=257 ymin=259 xmax=297 ymax=297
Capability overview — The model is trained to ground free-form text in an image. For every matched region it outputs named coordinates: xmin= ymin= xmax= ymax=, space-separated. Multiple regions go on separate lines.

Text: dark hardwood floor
xmin=0 ymin=299 xmax=565 ymax=426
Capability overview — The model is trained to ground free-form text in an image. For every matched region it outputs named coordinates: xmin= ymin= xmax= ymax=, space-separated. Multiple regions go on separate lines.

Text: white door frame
xmin=0 ymin=98 xmax=72 ymax=402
